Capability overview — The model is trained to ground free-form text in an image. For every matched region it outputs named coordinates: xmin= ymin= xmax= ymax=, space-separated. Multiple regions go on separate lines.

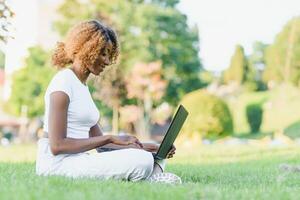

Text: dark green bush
xmin=181 ymin=89 xmax=233 ymax=138
xmin=246 ymin=104 xmax=263 ymax=133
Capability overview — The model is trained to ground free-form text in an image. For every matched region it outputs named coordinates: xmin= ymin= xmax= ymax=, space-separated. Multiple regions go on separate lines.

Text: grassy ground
xmin=1 ymin=144 xmax=300 ymax=200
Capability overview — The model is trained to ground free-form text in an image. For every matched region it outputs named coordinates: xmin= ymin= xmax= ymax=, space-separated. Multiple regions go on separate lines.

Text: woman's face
xmin=88 ymin=40 xmax=113 ymax=75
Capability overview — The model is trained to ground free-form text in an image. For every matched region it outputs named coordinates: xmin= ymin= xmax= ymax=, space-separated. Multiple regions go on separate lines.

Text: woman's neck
xmin=70 ymin=61 xmax=90 ymax=85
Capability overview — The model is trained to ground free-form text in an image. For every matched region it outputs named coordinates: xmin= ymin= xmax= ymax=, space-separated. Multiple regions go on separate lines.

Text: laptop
xmin=96 ymin=105 xmax=189 ymax=160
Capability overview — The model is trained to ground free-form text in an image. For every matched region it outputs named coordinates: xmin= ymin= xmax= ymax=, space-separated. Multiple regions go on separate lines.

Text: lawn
xmin=1 ymin=144 xmax=300 ymax=200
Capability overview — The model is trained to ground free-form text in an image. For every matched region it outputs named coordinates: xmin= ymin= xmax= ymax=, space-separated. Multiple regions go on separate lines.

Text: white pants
xmin=36 ymin=138 xmax=165 ymax=181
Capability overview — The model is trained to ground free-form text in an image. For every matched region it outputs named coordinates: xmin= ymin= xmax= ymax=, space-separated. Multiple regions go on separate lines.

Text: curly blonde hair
xmin=52 ymin=20 xmax=119 ymax=70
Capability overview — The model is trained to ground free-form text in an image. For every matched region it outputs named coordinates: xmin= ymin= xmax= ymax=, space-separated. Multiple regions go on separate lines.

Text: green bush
xmin=181 ymin=89 xmax=233 ymax=138
xmin=246 ymin=104 xmax=263 ymax=133
xmin=284 ymin=120 xmax=300 ymax=139
xmin=5 ymin=46 xmax=55 ymax=118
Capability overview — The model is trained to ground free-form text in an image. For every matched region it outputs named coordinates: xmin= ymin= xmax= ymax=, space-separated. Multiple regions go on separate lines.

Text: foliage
xmin=54 ymin=0 xmax=203 ymax=106
xmin=0 ymin=0 xmax=13 ymax=43
xmin=5 ymin=46 xmax=55 ymax=117
xmin=223 ymin=45 xmax=251 ymax=85
xmin=246 ymin=41 xmax=269 ymax=91
xmin=151 ymin=0 xmax=180 ymax=7
xmin=88 ymin=83 xmax=113 ymax=118
xmin=226 ymin=85 xmax=300 ymax=135
xmin=0 ymin=50 xmax=4 ymax=69
xmin=125 ymin=61 xmax=167 ymax=136
xmin=181 ymin=89 xmax=233 ymax=138
xmin=246 ymin=104 xmax=263 ymax=133
xmin=263 ymin=17 xmax=300 ymax=86
xmin=126 ymin=62 xmax=167 ymax=101
xmin=139 ymin=4 xmax=203 ymax=104
xmin=91 ymin=66 xmax=127 ymax=134
xmin=261 ymin=84 xmax=300 ymax=133
xmin=199 ymin=70 xmax=214 ymax=86
xmin=226 ymin=91 xmax=269 ymax=134
xmin=248 ymin=41 xmax=268 ymax=71
xmin=284 ymin=120 xmax=300 ymax=139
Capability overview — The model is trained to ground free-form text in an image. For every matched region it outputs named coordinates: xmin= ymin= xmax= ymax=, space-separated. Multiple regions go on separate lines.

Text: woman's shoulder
xmin=46 ymin=68 xmax=74 ymax=98
xmin=53 ymin=68 xmax=72 ymax=80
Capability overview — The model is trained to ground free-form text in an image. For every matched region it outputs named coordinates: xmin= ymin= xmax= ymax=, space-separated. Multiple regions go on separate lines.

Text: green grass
xmin=1 ymin=144 xmax=300 ymax=199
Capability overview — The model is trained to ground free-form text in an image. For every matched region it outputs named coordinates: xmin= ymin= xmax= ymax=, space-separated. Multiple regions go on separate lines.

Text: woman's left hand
xmin=142 ymin=143 xmax=176 ymax=159
xmin=166 ymin=145 xmax=176 ymax=159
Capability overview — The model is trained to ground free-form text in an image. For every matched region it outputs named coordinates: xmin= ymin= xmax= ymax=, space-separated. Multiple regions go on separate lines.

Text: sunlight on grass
xmin=1 ymin=144 xmax=300 ymax=200
xmin=1 ymin=143 xmax=300 ymax=165
xmin=0 ymin=144 xmax=37 ymax=162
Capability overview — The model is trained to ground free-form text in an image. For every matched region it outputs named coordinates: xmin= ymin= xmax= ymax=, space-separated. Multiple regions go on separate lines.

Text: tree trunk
xmin=112 ymin=104 xmax=119 ymax=135
xmin=143 ymin=91 xmax=152 ymax=138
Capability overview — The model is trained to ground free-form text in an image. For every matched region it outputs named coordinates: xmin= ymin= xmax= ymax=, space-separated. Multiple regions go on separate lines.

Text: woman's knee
xmin=127 ymin=149 xmax=154 ymax=180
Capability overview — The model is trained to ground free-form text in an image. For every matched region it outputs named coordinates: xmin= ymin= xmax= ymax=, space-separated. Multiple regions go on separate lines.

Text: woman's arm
xmin=89 ymin=124 xmax=142 ymax=149
xmin=48 ymin=92 xmax=140 ymax=155
xmin=89 ymin=119 xmax=175 ymax=158
xmin=89 ymin=124 xmax=171 ymax=154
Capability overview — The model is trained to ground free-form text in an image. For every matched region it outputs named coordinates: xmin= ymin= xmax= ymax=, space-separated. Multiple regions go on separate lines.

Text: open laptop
xmin=96 ymin=105 xmax=189 ymax=160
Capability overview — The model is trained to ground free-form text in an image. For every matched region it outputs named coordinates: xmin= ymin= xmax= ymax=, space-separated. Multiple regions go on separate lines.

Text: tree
xmin=5 ymin=46 xmax=55 ymax=117
xmin=125 ymin=61 xmax=167 ymax=138
xmin=92 ymin=66 xmax=127 ymax=135
xmin=0 ymin=50 xmax=4 ymax=69
xmin=263 ymin=17 xmax=300 ymax=86
xmin=0 ymin=0 xmax=13 ymax=43
xmin=151 ymin=0 xmax=180 ymax=7
xmin=54 ymin=0 xmax=203 ymax=135
xmin=249 ymin=41 xmax=268 ymax=70
xmin=223 ymin=45 xmax=250 ymax=85
xmin=54 ymin=0 xmax=203 ymax=106
xmin=247 ymin=41 xmax=269 ymax=90
xmin=139 ymin=4 xmax=203 ymax=104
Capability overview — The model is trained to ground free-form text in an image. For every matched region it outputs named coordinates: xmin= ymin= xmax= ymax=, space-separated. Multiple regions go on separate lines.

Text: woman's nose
xmin=104 ymin=56 xmax=110 ymax=65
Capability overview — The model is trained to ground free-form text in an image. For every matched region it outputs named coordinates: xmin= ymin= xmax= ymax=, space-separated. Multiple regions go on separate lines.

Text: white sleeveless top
xmin=43 ymin=68 xmax=100 ymax=139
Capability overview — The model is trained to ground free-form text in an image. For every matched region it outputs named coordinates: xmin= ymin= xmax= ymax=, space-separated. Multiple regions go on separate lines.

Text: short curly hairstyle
xmin=52 ymin=20 xmax=119 ymax=70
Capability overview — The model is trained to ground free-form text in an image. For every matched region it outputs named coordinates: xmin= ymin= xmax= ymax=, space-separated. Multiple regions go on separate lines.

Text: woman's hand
xmin=166 ymin=145 xmax=176 ymax=159
xmin=142 ymin=143 xmax=159 ymax=152
xmin=110 ymin=135 xmax=143 ymax=148
xmin=142 ymin=143 xmax=176 ymax=159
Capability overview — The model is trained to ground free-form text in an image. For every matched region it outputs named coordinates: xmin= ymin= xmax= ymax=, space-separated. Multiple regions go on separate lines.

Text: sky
xmin=177 ymin=0 xmax=300 ymax=72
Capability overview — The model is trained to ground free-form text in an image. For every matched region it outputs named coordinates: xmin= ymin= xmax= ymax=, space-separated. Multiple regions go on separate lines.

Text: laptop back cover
xmin=155 ymin=105 xmax=188 ymax=159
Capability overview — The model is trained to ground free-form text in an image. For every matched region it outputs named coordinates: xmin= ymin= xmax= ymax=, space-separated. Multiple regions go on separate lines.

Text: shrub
xmin=284 ymin=121 xmax=300 ymax=139
xmin=246 ymin=104 xmax=263 ymax=133
xmin=181 ymin=89 xmax=233 ymax=138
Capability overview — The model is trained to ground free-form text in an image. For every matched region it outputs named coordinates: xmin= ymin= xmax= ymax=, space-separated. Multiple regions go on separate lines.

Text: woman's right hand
xmin=110 ymin=135 xmax=143 ymax=148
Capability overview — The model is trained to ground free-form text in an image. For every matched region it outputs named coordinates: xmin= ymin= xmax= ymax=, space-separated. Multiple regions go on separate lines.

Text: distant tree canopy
xmin=55 ymin=0 xmax=203 ymax=106
xmin=244 ymin=41 xmax=269 ymax=91
xmin=0 ymin=0 xmax=14 ymax=43
xmin=248 ymin=41 xmax=268 ymax=71
xmin=6 ymin=47 xmax=55 ymax=117
xmin=223 ymin=45 xmax=252 ymax=85
xmin=263 ymin=17 xmax=300 ymax=86
xmin=0 ymin=50 xmax=5 ymax=69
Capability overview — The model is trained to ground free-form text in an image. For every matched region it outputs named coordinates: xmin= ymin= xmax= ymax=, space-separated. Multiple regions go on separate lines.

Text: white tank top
xmin=43 ymin=68 xmax=100 ymax=139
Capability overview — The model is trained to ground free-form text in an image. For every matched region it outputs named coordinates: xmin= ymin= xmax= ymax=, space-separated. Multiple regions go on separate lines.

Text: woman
xmin=36 ymin=20 xmax=181 ymax=184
